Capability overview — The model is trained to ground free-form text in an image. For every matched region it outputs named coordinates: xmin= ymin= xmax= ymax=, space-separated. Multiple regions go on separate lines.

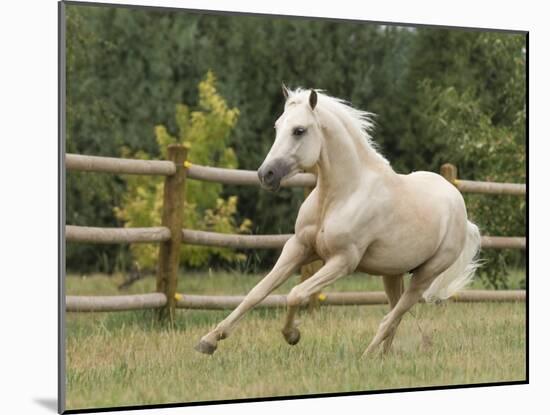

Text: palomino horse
xmin=196 ymin=87 xmax=481 ymax=357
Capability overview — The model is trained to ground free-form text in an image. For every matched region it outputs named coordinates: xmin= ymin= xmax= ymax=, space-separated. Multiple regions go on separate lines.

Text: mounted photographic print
xmin=59 ymin=1 xmax=527 ymax=413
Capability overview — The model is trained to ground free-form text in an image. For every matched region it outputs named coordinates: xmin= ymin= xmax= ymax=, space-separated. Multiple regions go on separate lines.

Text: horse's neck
xmin=316 ymin=120 xmax=392 ymax=202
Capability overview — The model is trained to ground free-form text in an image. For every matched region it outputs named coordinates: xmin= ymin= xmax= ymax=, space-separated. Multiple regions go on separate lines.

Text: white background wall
xmin=0 ymin=0 xmax=545 ymax=414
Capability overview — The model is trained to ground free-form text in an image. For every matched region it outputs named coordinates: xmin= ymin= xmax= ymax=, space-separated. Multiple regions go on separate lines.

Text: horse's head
xmin=257 ymin=86 xmax=322 ymax=191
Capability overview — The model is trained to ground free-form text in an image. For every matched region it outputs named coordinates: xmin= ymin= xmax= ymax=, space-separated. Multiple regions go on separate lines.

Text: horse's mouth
xmin=257 ymin=158 xmax=296 ymax=192
xmin=261 ymin=183 xmax=281 ymax=192
xmin=263 ymin=168 xmax=302 ymax=192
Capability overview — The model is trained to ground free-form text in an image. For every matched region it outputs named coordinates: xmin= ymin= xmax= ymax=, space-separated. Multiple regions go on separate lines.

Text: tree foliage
xmin=405 ymin=31 xmax=526 ymax=287
xmin=66 ymin=6 xmax=129 ymax=272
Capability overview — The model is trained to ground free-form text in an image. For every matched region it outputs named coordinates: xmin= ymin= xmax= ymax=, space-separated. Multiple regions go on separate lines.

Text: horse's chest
xmin=298 ymin=196 xmax=368 ymax=260
xmin=314 ymin=227 xmax=331 ymax=259
xmin=312 ymin=221 xmax=353 ymax=260
xmin=298 ymin=223 xmax=332 ymax=260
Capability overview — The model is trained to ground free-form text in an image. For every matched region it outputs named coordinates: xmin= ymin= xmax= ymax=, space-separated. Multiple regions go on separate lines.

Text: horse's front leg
xmin=195 ymin=236 xmax=311 ymax=355
xmin=282 ymin=253 xmax=358 ymax=345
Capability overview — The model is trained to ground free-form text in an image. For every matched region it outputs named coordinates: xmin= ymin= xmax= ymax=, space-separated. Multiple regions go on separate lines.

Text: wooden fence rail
xmin=66 ymin=225 xmax=171 ymax=243
xmin=174 ymin=290 xmax=525 ymax=309
xmin=481 ymin=236 xmax=526 ymax=250
xmin=182 ymin=229 xmax=291 ymax=249
xmin=65 ymin=290 xmax=525 ymax=312
xmin=66 ymin=293 xmax=167 ymax=312
xmin=440 ymin=163 xmax=526 ymax=196
xmin=66 ymin=154 xmax=525 ymax=195
xmin=187 ymin=164 xmax=317 ymax=187
xmin=66 ymin=153 xmax=176 ymax=176
xmin=455 ymin=179 xmax=526 ymax=196
xmin=66 ymin=153 xmax=316 ymax=187
xmin=65 ymin=225 xmax=526 ymax=251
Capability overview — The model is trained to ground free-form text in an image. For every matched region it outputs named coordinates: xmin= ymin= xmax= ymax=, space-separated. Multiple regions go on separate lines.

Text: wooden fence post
xmin=156 ymin=144 xmax=189 ymax=323
xmin=300 ymin=181 xmax=324 ymax=312
xmin=440 ymin=163 xmax=458 ymax=185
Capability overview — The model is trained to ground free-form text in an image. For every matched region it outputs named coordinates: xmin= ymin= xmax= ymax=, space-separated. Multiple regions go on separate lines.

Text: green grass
xmin=65 ymin=271 xmax=526 ymax=411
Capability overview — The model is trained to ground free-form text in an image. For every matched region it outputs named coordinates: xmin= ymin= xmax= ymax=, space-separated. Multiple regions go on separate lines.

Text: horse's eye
xmin=293 ymin=127 xmax=307 ymax=137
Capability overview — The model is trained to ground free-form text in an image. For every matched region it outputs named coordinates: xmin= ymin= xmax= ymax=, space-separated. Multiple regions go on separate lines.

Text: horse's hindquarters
xmin=356 ymin=172 xmax=468 ymax=277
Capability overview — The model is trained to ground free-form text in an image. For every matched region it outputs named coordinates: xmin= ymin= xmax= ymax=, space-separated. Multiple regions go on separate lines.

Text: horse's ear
xmin=309 ymin=89 xmax=318 ymax=110
xmin=282 ymin=83 xmax=290 ymax=100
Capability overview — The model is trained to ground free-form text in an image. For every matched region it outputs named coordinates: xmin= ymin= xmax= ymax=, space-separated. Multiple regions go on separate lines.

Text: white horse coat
xmin=196 ymin=87 xmax=480 ymax=357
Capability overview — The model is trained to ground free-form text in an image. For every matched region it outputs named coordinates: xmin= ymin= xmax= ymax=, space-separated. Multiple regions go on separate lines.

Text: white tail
xmin=423 ymin=221 xmax=482 ymax=302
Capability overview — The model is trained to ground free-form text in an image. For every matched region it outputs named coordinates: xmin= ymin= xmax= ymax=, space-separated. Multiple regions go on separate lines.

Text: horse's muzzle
xmin=257 ymin=158 xmax=291 ymax=192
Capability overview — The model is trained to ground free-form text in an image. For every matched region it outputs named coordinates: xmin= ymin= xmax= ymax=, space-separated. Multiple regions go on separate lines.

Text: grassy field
xmin=65 ymin=271 xmax=526 ymax=411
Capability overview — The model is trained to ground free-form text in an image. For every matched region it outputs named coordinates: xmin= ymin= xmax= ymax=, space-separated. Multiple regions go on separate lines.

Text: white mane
xmin=287 ymin=88 xmax=389 ymax=165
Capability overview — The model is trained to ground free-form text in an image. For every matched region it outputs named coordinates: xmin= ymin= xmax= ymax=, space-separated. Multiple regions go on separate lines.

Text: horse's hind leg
xmin=381 ymin=275 xmax=404 ymax=353
xmin=363 ymin=260 xmax=450 ymax=358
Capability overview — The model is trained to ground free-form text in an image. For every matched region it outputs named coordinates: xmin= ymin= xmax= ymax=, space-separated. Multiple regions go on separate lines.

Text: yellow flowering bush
xmin=114 ymin=71 xmax=251 ymax=269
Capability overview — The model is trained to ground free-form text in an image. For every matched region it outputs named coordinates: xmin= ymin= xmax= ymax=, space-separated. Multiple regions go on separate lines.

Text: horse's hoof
xmin=194 ymin=339 xmax=217 ymax=355
xmin=361 ymin=345 xmax=380 ymax=359
xmin=282 ymin=327 xmax=301 ymax=345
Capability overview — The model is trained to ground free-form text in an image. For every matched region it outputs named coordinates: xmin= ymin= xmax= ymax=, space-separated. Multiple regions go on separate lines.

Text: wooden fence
xmin=65 ymin=149 xmax=526 ymax=319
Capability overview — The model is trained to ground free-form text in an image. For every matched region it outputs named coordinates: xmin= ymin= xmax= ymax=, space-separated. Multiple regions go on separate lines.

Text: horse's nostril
xmin=266 ymin=170 xmax=274 ymax=178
